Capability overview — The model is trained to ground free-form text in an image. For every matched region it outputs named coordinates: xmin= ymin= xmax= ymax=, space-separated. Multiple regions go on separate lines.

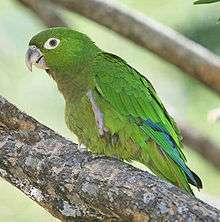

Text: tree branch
xmin=17 ymin=0 xmax=68 ymax=27
xmin=49 ymin=0 xmax=220 ymax=95
xmin=0 ymin=96 xmax=220 ymax=221
xmin=178 ymin=121 xmax=220 ymax=169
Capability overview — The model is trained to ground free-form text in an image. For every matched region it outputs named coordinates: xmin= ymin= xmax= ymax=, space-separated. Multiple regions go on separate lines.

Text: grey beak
xmin=25 ymin=45 xmax=48 ymax=71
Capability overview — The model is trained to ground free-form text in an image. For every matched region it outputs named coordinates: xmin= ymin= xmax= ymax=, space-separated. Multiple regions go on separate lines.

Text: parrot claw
xmin=77 ymin=143 xmax=82 ymax=149
xmin=77 ymin=143 xmax=86 ymax=151
xmin=98 ymin=127 xmax=108 ymax=136
xmin=100 ymin=131 xmax=119 ymax=147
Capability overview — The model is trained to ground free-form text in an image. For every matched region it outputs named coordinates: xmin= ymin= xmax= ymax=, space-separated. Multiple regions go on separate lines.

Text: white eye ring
xmin=44 ymin=38 xmax=60 ymax=50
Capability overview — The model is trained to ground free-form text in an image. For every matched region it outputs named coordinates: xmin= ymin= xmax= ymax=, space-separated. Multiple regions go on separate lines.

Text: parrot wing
xmin=92 ymin=52 xmax=202 ymax=193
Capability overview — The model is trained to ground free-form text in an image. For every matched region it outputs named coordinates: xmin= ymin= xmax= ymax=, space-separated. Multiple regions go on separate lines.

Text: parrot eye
xmin=44 ymin=38 xmax=60 ymax=49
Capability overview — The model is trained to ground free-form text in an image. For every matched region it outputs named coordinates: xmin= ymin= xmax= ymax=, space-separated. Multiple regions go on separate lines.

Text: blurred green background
xmin=0 ymin=0 xmax=220 ymax=221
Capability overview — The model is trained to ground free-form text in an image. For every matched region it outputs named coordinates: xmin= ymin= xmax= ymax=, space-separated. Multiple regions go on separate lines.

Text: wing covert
xmin=91 ymin=52 xmax=201 ymax=189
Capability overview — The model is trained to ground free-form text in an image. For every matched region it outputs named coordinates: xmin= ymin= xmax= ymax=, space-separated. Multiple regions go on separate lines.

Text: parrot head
xmin=25 ymin=27 xmax=100 ymax=76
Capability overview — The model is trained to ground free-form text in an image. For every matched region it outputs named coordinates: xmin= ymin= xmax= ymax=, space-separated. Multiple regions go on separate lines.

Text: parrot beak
xmin=25 ymin=45 xmax=48 ymax=72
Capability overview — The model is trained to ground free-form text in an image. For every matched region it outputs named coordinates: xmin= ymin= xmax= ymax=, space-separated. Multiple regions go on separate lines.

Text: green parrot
xmin=25 ymin=27 xmax=202 ymax=195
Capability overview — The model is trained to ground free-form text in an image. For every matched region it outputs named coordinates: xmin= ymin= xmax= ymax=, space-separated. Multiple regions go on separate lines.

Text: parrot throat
xmin=55 ymin=69 xmax=89 ymax=101
xmin=50 ymin=48 xmax=101 ymax=102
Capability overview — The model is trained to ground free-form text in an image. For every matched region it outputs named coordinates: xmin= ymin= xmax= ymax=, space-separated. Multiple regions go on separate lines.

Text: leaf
xmin=194 ymin=0 xmax=220 ymax=4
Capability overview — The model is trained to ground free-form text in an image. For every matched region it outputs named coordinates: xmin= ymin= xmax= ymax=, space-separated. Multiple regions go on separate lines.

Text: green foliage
xmin=194 ymin=0 xmax=220 ymax=4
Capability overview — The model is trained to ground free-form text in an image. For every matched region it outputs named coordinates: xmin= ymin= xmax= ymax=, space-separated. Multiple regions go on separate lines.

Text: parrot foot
xmin=77 ymin=142 xmax=86 ymax=151
xmin=87 ymin=90 xmax=108 ymax=137
xmin=77 ymin=143 xmax=82 ymax=149
xmin=78 ymin=143 xmax=81 ymax=149
xmin=101 ymin=131 xmax=119 ymax=147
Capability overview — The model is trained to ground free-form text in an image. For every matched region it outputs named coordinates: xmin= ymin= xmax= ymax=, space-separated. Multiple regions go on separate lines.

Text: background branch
xmin=49 ymin=0 xmax=220 ymax=96
xmin=178 ymin=121 xmax=220 ymax=169
xmin=17 ymin=0 xmax=68 ymax=27
xmin=0 ymin=95 xmax=220 ymax=221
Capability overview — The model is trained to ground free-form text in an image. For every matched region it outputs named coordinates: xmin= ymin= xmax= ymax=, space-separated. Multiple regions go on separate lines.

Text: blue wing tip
xmin=145 ymin=118 xmax=174 ymax=147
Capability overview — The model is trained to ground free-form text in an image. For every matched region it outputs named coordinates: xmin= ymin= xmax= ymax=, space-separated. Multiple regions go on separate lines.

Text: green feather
xmin=92 ymin=52 xmax=202 ymax=194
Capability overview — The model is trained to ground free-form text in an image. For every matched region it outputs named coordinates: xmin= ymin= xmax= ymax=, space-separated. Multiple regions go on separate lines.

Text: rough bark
xmin=0 ymin=96 xmax=220 ymax=221
xmin=49 ymin=0 xmax=220 ymax=95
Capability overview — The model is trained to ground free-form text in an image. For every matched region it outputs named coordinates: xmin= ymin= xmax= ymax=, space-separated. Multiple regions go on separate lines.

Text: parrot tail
xmin=139 ymin=121 xmax=202 ymax=195
xmin=186 ymin=169 xmax=202 ymax=189
xmin=145 ymin=140 xmax=195 ymax=195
